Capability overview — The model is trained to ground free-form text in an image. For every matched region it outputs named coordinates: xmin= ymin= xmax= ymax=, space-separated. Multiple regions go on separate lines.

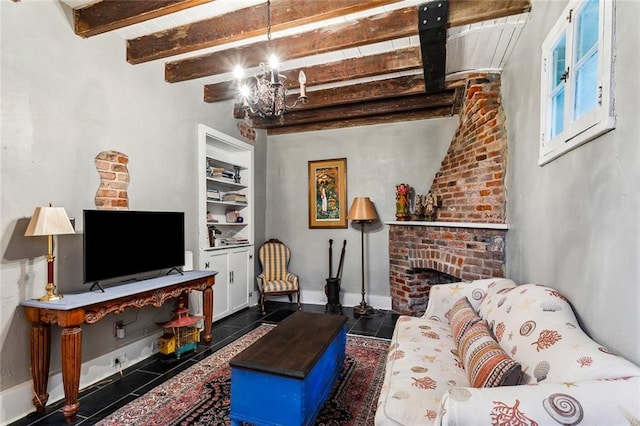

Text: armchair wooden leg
xmin=297 ymin=291 xmax=301 ymax=310
xmin=260 ymin=293 xmax=266 ymax=314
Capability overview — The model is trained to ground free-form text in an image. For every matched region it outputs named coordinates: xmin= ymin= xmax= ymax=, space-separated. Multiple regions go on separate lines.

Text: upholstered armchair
xmin=257 ymin=239 xmax=300 ymax=314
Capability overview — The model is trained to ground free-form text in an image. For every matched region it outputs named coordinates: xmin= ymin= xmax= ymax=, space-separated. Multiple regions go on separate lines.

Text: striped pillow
xmin=447 ymin=297 xmax=482 ymax=345
xmin=458 ymin=320 xmax=521 ymax=387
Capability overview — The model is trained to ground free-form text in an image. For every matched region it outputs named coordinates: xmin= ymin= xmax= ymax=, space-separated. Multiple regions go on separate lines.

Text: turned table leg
xmin=29 ymin=322 xmax=51 ymax=411
xmin=61 ymin=325 xmax=82 ymax=423
xmin=202 ymin=286 xmax=213 ymax=343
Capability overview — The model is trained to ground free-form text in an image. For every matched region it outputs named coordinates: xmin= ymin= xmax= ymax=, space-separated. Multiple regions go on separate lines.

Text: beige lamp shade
xmin=25 ymin=206 xmax=75 ymax=237
xmin=347 ymin=197 xmax=378 ymax=222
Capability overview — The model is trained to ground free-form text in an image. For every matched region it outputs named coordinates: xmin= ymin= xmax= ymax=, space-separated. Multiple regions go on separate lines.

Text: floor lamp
xmin=25 ymin=205 xmax=75 ymax=301
xmin=347 ymin=197 xmax=378 ymax=316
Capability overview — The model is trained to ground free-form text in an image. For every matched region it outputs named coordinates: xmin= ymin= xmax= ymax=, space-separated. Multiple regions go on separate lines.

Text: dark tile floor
xmin=11 ymin=301 xmax=399 ymax=426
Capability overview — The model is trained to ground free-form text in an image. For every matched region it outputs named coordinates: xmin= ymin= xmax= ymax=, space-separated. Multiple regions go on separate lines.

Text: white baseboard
xmin=270 ymin=289 xmax=392 ymax=311
xmin=0 ymin=332 xmax=161 ymax=425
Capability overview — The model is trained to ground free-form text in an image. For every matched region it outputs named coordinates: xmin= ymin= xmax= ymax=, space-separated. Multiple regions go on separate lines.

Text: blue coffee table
xmin=229 ymin=311 xmax=347 ymax=426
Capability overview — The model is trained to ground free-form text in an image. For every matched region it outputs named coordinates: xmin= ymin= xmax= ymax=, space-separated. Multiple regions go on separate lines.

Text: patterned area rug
xmin=97 ymin=324 xmax=389 ymax=425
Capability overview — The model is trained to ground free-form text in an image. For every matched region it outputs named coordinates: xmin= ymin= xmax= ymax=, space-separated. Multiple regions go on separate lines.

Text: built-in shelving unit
xmin=197 ymin=124 xmax=254 ymax=321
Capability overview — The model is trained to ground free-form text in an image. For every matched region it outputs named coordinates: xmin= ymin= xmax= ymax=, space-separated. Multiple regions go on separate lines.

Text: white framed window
xmin=539 ymin=0 xmax=616 ymax=165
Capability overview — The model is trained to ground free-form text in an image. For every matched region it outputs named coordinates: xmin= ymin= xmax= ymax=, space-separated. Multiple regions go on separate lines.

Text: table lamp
xmin=25 ymin=205 xmax=75 ymax=301
xmin=347 ymin=197 xmax=378 ymax=316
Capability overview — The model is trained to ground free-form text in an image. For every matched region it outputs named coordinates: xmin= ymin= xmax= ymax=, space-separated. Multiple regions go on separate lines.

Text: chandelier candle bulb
xmin=240 ymin=85 xmax=250 ymax=107
xmin=233 ymin=65 xmax=244 ymax=81
xmin=269 ymin=55 xmax=279 ymax=83
xmin=299 ymin=71 xmax=307 ymax=98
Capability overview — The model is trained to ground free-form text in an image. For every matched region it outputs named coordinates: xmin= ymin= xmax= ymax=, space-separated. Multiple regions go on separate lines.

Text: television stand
xmin=89 ymin=281 xmax=105 ymax=292
xmin=20 ymin=270 xmax=216 ymax=424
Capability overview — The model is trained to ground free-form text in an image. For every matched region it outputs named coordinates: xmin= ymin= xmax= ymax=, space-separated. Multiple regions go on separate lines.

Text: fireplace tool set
xmin=325 ymin=238 xmax=346 ymax=314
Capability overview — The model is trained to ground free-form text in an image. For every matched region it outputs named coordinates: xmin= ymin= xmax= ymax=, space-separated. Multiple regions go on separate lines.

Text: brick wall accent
xmin=432 ymin=73 xmax=507 ymax=222
xmin=388 ymin=73 xmax=508 ymax=316
xmin=389 ymin=225 xmax=506 ymax=315
xmin=94 ymin=151 xmax=129 ymax=210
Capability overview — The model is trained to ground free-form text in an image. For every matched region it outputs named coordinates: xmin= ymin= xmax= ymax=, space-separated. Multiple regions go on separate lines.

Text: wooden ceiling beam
xmin=204 ymin=45 xmax=424 ymax=103
xmin=127 ymin=0 xmax=400 ymax=64
xmin=232 ymin=74 xmax=437 ymax=118
xmin=244 ymin=90 xmax=456 ymax=128
xmin=73 ymin=0 xmax=214 ymax=38
xmin=166 ymin=0 xmax=530 ymax=84
xmin=295 ymin=74 xmax=431 ymax=109
xmin=166 ymin=6 xmax=418 ymax=83
xmin=449 ymin=0 xmax=531 ymax=27
xmin=230 ymin=74 xmax=465 ymax=118
xmin=264 ymin=106 xmax=456 ymax=135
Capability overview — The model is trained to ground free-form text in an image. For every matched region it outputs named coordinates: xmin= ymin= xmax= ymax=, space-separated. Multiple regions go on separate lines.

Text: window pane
xmin=552 ymin=34 xmax=566 ymax=88
xmin=551 ymin=87 xmax=565 ymax=138
xmin=574 ymin=51 xmax=598 ymax=120
xmin=576 ymin=0 xmax=599 ymax=60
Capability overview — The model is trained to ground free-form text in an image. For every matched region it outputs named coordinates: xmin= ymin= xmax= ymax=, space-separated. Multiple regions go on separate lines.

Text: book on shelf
xmin=220 ymin=237 xmax=250 ymax=245
xmin=207 ymin=189 xmax=221 ymax=200
xmin=207 ymin=164 xmax=236 ymax=180
xmin=222 ymin=193 xmax=247 ymax=202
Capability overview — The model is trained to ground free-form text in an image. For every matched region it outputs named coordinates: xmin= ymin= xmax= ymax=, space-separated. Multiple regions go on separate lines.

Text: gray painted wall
xmin=3 ymin=0 xmax=639 ymax=419
xmin=0 ymin=1 xmax=259 ymax=397
xmin=266 ymin=119 xmax=458 ymax=304
xmin=502 ymin=0 xmax=640 ymax=365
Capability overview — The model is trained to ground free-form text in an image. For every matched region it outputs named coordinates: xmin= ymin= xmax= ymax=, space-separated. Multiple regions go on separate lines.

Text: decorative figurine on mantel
xmin=424 ymin=191 xmax=438 ymax=221
xmin=414 ymin=193 xmax=426 ymax=220
xmin=413 ymin=192 xmax=439 ymax=221
xmin=395 ymin=183 xmax=411 ymax=221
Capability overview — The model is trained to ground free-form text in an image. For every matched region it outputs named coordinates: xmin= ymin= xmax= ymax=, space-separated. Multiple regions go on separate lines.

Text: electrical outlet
xmin=113 ymin=321 xmax=123 ymax=337
xmin=151 ymin=341 xmax=159 ymax=353
xmin=112 ymin=355 xmax=127 ymax=367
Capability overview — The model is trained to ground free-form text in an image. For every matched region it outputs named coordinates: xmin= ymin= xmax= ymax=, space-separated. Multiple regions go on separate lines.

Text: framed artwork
xmin=308 ymin=158 xmax=347 ymax=229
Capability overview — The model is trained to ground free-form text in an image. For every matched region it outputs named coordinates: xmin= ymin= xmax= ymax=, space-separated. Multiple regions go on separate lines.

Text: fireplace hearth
xmin=388 ymin=222 xmax=507 ymax=316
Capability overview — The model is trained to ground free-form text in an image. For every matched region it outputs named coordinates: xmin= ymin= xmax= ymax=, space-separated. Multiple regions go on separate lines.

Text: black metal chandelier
xmin=234 ymin=0 xmax=308 ymax=121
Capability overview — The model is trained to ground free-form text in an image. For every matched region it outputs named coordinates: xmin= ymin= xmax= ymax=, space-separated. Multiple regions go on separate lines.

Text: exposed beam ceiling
xmin=66 ymin=0 xmax=531 ymax=135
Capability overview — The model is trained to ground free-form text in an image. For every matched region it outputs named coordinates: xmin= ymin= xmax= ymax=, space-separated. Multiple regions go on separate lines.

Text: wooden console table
xmin=20 ymin=270 xmax=216 ymax=423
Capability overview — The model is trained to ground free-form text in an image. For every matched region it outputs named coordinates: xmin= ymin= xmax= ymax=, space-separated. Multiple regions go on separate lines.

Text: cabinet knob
xmin=249 ymin=254 xmax=253 ymax=260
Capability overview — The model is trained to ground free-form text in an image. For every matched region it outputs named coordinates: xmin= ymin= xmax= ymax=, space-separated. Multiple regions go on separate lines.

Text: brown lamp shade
xmin=25 ymin=207 xmax=75 ymax=237
xmin=347 ymin=197 xmax=378 ymax=222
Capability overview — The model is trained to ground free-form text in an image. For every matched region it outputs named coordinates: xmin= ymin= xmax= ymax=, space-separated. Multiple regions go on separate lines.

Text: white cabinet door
xmin=229 ymin=247 xmax=251 ymax=312
xmin=201 ymin=250 xmax=230 ymax=321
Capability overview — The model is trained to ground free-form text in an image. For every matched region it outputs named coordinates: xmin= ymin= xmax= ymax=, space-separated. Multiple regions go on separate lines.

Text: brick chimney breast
xmin=432 ymin=73 xmax=507 ymax=223
xmin=388 ymin=73 xmax=508 ymax=316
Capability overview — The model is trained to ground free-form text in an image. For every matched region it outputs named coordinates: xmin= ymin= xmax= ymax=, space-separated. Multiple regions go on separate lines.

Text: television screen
xmin=83 ymin=210 xmax=185 ymax=284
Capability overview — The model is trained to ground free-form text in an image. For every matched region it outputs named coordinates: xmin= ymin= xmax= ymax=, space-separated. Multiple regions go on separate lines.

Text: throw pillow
xmin=447 ymin=297 xmax=482 ymax=345
xmin=458 ymin=320 xmax=521 ymax=387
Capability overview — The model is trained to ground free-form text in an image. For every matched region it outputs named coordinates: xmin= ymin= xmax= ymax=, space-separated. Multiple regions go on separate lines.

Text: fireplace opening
xmin=391 ymin=266 xmax=460 ymax=316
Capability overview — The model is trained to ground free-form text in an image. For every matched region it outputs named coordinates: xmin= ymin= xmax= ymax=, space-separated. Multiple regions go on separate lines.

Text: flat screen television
xmin=83 ymin=209 xmax=185 ymax=285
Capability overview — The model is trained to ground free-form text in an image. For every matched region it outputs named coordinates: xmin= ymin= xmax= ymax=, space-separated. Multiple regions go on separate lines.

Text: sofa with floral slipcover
xmin=375 ymin=278 xmax=640 ymax=425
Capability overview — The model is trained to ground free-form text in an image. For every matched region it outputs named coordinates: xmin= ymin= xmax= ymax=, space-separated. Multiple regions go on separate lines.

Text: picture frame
xmin=308 ymin=158 xmax=348 ymax=229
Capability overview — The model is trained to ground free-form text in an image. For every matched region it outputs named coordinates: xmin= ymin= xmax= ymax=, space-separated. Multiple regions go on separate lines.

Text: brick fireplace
xmin=389 ymin=73 xmax=508 ymax=316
